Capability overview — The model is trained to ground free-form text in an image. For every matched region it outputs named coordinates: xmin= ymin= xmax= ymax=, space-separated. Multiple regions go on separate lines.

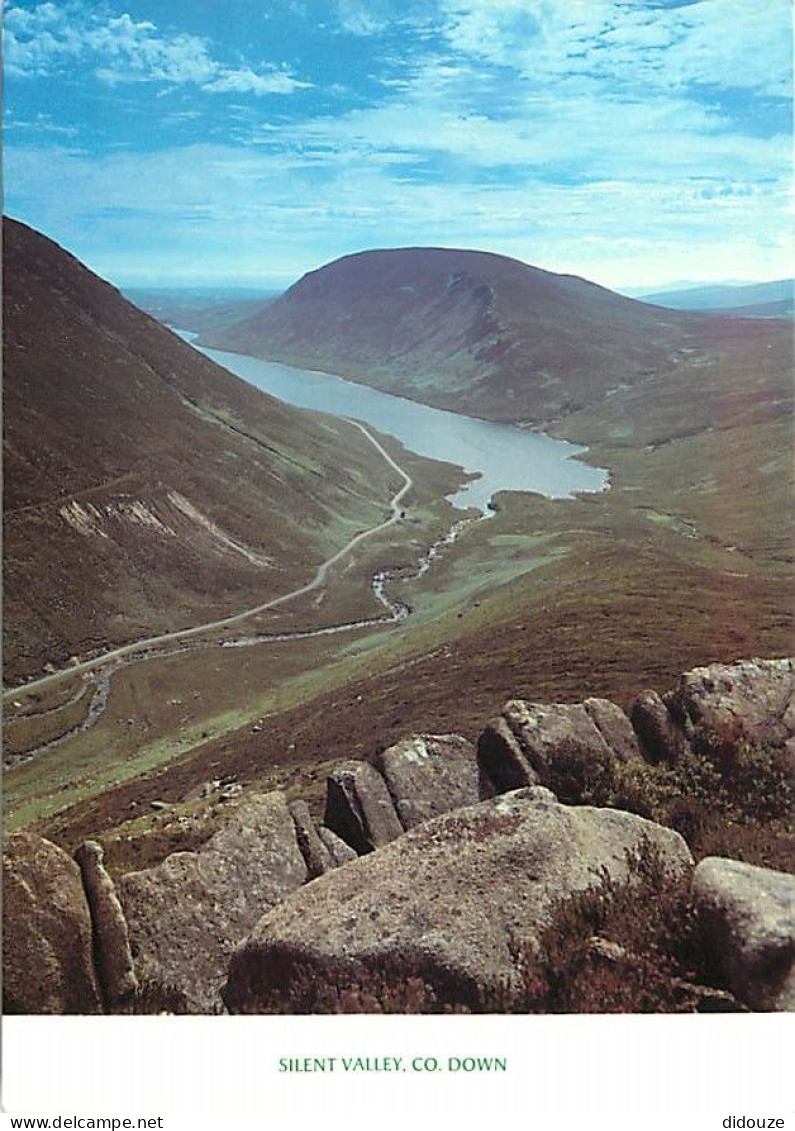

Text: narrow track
xmin=4 ymin=419 xmax=412 ymax=703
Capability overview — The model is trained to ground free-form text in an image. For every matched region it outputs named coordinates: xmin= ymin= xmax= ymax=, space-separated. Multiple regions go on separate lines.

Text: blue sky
xmin=3 ymin=0 xmax=792 ymax=289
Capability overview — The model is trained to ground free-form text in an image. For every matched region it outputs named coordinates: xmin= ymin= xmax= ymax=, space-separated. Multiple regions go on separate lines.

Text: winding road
xmin=3 ymin=419 xmax=413 ymax=704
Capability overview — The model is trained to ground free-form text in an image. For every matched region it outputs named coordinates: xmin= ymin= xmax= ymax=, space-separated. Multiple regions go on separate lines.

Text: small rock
xmin=586 ymin=936 xmax=627 ymax=963
xmin=479 ymin=699 xmax=635 ymax=802
xmin=671 ymin=980 xmax=747 ymax=1013
xmin=583 ymin=698 xmax=643 ymax=763
xmin=671 ymin=658 xmax=794 ymax=750
xmin=74 ymin=840 xmax=138 ymax=1011
xmin=318 ymin=826 xmax=359 ymax=866
xmin=477 ymin=714 xmax=539 ymax=793
xmin=323 ymin=761 xmax=403 ymax=854
xmin=289 ymin=800 xmax=335 ymax=878
xmin=630 ymin=690 xmax=689 ymax=766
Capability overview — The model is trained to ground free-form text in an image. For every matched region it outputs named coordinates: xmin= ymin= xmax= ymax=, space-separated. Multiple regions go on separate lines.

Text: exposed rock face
xmin=375 ymin=734 xmax=485 ymax=830
xmin=318 ymin=826 xmax=359 ymax=866
xmin=669 ymin=658 xmax=795 ymax=754
xmin=583 ymin=698 xmax=643 ymax=764
xmin=630 ymin=689 xmax=689 ymax=766
xmin=223 ymin=790 xmax=693 ymax=1013
xmin=289 ymin=800 xmax=335 ymax=878
xmin=3 ymin=833 xmax=102 ymax=1014
xmin=118 ymin=791 xmax=307 ymax=1013
xmin=478 ymin=698 xmax=640 ymax=802
xmin=692 ymin=857 xmax=795 ymax=1012
xmin=74 ymin=840 xmax=138 ymax=1011
xmin=323 ymin=761 xmax=403 ymax=853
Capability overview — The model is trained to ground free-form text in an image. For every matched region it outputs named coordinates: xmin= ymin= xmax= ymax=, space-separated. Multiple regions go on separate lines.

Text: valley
xmin=4 ymin=223 xmax=792 ymax=894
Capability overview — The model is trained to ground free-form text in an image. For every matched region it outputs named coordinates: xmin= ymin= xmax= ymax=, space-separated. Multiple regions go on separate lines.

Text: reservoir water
xmin=180 ymin=333 xmax=608 ymax=512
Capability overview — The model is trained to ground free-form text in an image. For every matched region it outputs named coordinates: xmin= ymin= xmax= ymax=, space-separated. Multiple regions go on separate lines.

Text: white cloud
xmin=3 ymin=2 xmax=309 ymax=94
xmin=334 ymin=0 xmax=388 ymax=36
xmin=438 ymin=0 xmax=792 ymax=97
xmin=4 ymin=0 xmax=788 ymax=287
xmin=203 ymin=67 xmax=310 ymax=96
xmin=288 ymin=64 xmax=788 ymax=187
xmin=6 ymin=139 xmax=790 ymax=287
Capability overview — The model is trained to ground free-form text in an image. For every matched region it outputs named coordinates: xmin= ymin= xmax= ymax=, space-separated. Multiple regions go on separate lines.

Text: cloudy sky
xmin=3 ymin=0 xmax=791 ymax=290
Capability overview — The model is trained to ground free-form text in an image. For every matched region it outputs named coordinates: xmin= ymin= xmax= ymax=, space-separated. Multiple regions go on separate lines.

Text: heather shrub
xmin=132 ymin=977 xmax=192 ymax=1015
xmin=507 ymin=839 xmax=713 ymax=1013
xmin=572 ymin=729 xmax=795 ymax=871
xmin=226 ymin=945 xmax=479 ymax=1014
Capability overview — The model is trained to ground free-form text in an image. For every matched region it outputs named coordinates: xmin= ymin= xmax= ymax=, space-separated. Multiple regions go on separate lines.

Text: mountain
xmin=639 ymin=279 xmax=794 ymax=315
xmin=202 ymin=246 xmax=717 ymax=423
xmin=618 ymin=279 xmax=752 ymax=297
xmin=2 ymin=219 xmax=402 ymax=683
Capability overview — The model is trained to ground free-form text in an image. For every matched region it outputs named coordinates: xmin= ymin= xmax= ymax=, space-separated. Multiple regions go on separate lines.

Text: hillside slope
xmin=2 ymin=219 xmax=407 ymax=683
xmin=204 ymin=246 xmax=720 ymax=423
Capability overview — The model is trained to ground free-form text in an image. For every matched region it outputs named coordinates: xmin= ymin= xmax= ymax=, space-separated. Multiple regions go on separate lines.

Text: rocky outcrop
xmin=3 ymin=833 xmax=102 ymax=1014
xmin=376 ymin=734 xmax=485 ymax=830
xmin=669 ymin=658 xmax=794 ymax=755
xmin=289 ymin=800 xmax=336 ymax=878
xmin=223 ymin=789 xmax=693 ymax=1013
xmin=478 ymin=698 xmax=640 ymax=802
xmin=323 ymin=761 xmax=403 ymax=853
xmin=74 ymin=840 xmax=138 ymax=1011
xmin=692 ymin=857 xmax=795 ymax=1012
xmin=7 ymin=656 xmax=792 ymax=1016
xmin=118 ymin=791 xmax=307 ymax=1013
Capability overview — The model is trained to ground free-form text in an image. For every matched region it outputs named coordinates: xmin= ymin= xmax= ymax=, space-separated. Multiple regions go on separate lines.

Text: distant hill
xmin=202 ymin=247 xmax=722 ymax=424
xmin=640 ymin=279 xmax=794 ymax=315
xmin=2 ymin=219 xmax=398 ymax=682
xmin=124 ymin=287 xmax=280 ymax=336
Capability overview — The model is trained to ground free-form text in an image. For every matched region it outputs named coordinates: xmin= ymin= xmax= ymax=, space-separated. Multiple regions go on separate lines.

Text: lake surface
xmin=179 ymin=333 xmax=608 ymax=511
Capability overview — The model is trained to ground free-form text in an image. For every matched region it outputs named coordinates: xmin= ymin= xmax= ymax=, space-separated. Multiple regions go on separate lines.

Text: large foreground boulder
xmin=118 ymin=791 xmax=307 ymax=1013
xmin=3 ymin=833 xmax=102 ymax=1014
xmin=478 ymin=698 xmax=641 ymax=802
xmin=223 ymin=790 xmax=693 ymax=1012
xmin=692 ymin=857 xmax=795 ymax=1012
xmin=375 ymin=734 xmax=486 ymax=830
